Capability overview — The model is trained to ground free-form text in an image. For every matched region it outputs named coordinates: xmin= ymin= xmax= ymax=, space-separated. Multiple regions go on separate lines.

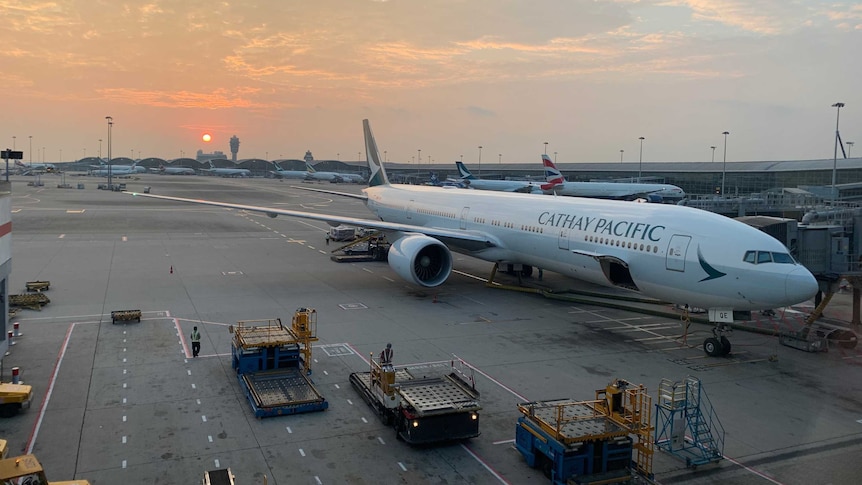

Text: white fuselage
xmin=463 ymin=178 xmax=542 ymax=193
xmin=363 ymin=184 xmax=814 ymax=311
xmin=308 ymin=171 xmax=364 ymax=183
xmin=547 ymin=181 xmax=686 ymax=201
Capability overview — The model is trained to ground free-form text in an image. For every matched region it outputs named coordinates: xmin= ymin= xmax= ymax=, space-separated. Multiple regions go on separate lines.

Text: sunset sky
xmin=2 ymin=0 xmax=861 ymax=165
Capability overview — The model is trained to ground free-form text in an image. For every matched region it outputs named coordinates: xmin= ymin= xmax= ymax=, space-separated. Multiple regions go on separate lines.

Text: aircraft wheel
xmin=720 ymin=336 xmax=732 ymax=355
xmin=520 ymin=265 xmax=533 ymax=277
xmin=541 ymin=455 xmax=553 ymax=479
xmin=703 ymin=337 xmax=723 ymax=357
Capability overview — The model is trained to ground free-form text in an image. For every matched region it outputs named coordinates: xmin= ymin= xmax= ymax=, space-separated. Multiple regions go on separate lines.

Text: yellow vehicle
xmin=0 ymin=452 xmax=90 ymax=484
xmin=0 ymin=383 xmax=32 ymax=418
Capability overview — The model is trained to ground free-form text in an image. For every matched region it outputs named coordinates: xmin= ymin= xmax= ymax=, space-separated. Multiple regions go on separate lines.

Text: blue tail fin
xmin=363 ymin=120 xmax=389 ymax=187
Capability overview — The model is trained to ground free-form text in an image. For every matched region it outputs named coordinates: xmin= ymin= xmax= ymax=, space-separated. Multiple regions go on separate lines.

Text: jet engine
xmin=388 ymin=235 xmax=453 ymax=287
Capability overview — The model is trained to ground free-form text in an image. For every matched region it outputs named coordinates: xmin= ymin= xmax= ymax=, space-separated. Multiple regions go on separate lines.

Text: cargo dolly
xmin=9 ymin=293 xmax=50 ymax=311
xmin=350 ymin=356 xmax=481 ymax=444
xmin=230 ymin=309 xmax=328 ymax=418
xmin=111 ymin=310 xmax=142 ymax=324
xmin=25 ymin=280 xmax=50 ymax=292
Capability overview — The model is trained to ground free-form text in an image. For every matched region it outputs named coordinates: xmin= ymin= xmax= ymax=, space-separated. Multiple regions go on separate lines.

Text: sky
xmin=2 ymin=0 xmax=861 ymax=165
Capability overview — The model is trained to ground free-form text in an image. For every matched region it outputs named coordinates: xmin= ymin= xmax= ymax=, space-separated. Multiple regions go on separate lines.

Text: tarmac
xmin=2 ymin=173 xmax=861 ymax=484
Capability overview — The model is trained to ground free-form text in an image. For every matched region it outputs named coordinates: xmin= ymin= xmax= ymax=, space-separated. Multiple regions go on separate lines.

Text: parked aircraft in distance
xmin=541 ymin=155 xmax=686 ymax=203
xmin=201 ymin=161 xmax=250 ymax=177
xmin=454 ymin=161 xmax=559 ymax=193
xmin=153 ymin=164 xmax=196 ymax=175
xmin=128 ymin=119 xmax=818 ymax=357
xmin=15 ymin=160 xmax=56 ymax=173
xmin=89 ymin=161 xmax=143 ymax=177
xmin=305 ymin=163 xmax=365 ymax=183
xmin=270 ymin=162 xmax=311 ymax=180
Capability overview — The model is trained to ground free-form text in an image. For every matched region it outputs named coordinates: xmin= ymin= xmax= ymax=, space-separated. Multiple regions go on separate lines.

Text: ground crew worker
xmin=380 ymin=343 xmax=393 ymax=367
xmin=191 ymin=326 xmax=201 ymax=358
xmin=325 ymin=233 xmax=330 ymax=245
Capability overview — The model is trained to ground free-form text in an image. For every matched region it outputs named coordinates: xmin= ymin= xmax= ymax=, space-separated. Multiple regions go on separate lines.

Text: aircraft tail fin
xmin=363 ymin=119 xmax=389 ymax=187
xmin=541 ymin=154 xmax=565 ymax=188
xmin=455 ymin=161 xmax=475 ymax=179
xmin=304 ymin=162 xmax=317 ymax=173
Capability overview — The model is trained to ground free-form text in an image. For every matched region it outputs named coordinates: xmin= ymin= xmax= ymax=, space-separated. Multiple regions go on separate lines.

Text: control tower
xmin=230 ymin=135 xmax=240 ymax=162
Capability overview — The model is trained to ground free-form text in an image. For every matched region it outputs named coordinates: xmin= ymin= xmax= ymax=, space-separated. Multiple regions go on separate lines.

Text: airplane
xmin=541 ymin=155 xmax=686 ymax=202
xmin=305 ymin=163 xmax=365 ymax=183
xmin=270 ymin=162 xmax=312 ymax=180
xmin=152 ymin=164 xmax=196 ymax=175
xmin=200 ymin=161 xmax=250 ymax=177
xmin=454 ymin=161 xmax=560 ymax=193
xmin=14 ymin=160 xmax=56 ymax=174
xmin=90 ymin=160 xmax=148 ymax=174
xmin=89 ymin=161 xmax=143 ymax=177
xmin=127 ymin=119 xmax=818 ymax=357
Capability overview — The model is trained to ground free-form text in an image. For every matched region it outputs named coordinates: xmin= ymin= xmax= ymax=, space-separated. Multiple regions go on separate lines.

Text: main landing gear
xmin=703 ymin=324 xmax=732 ymax=357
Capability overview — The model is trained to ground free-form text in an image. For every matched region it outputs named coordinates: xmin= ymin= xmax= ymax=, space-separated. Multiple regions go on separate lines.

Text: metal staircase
xmin=654 ymin=376 xmax=725 ymax=467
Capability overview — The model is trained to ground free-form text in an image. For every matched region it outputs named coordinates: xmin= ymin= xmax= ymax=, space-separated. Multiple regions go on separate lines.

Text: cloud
xmin=96 ymin=87 xmax=284 ymax=110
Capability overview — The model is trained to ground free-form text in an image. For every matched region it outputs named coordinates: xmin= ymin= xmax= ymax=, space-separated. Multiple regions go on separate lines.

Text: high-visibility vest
xmin=381 ymin=348 xmax=393 ymax=363
xmin=191 ymin=331 xmax=201 ymax=342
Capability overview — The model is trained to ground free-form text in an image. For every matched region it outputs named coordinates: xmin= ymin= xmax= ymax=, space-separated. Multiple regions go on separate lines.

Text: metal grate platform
xmin=521 ymin=399 xmax=628 ymax=443
xmin=243 ymin=369 xmax=324 ymax=407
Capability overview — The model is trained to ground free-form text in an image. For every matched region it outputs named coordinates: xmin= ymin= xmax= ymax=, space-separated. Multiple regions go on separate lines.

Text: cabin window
xmin=743 ymin=251 xmax=756 ymax=264
xmin=757 ymin=251 xmax=773 ymax=264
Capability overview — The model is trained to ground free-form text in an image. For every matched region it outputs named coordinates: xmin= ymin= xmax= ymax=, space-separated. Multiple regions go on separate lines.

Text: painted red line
xmin=723 ymin=455 xmax=785 ymax=485
xmin=0 ymin=221 xmax=11 ymax=238
xmin=26 ymin=322 xmax=75 ymax=454
xmin=345 ymin=342 xmax=370 ymax=366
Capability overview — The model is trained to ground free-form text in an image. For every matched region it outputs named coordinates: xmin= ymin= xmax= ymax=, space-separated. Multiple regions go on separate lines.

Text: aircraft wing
xmin=125 ymin=191 xmax=497 ymax=248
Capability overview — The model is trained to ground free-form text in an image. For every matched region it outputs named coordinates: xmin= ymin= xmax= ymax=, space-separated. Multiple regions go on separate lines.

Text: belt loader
xmin=350 ymin=356 xmax=481 ymax=444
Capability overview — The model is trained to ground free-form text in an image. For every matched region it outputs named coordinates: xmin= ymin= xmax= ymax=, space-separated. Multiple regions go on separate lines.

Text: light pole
xmin=98 ymin=139 xmax=102 ymax=161
xmin=848 ymin=141 xmax=855 ymax=157
xmin=106 ymin=116 xmax=113 ymax=186
xmin=554 ymin=151 xmax=557 ymax=163
xmin=336 ymin=152 xmax=340 ymax=160
xmin=619 ymin=149 xmax=623 ymax=164
xmin=498 ymin=153 xmax=502 ymax=165
xmin=28 ymin=136 xmax=32 ymax=168
xmin=543 ymin=142 xmax=548 ymax=155
xmin=831 ymin=102 xmax=845 ymax=204
xmin=721 ymin=131 xmax=730 ymax=196
xmin=417 ymin=149 xmax=421 ymax=177
xmin=12 ymin=136 xmax=15 ymax=150
xmin=637 ymin=137 xmax=645 ymax=182
xmin=477 ymin=146 xmax=482 ymax=177
xmin=459 ymin=154 xmax=463 ymax=163
xmin=384 ymin=150 xmax=387 ymax=162
xmin=710 ymin=145 xmax=716 ymax=163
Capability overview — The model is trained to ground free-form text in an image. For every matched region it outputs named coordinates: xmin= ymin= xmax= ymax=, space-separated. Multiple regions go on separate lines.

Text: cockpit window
xmin=744 ymin=250 xmax=796 ymax=264
xmin=771 ymin=252 xmax=795 ymax=264
xmin=756 ymin=251 xmax=773 ymax=264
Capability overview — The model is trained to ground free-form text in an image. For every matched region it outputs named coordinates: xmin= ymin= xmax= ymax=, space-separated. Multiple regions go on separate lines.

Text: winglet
xmin=363 ymin=119 xmax=389 ymax=187
xmin=541 ymin=154 xmax=565 ymax=187
xmin=455 ymin=161 xmax=475 ymax=179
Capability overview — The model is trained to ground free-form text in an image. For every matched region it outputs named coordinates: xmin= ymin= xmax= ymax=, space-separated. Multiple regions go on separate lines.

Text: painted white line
xmin=319 ymin=250 xmax=327 ymax=254
xmin=857 ymin=419 xmax=862 ymax=424
xmin=123 ymin=348 xmax=126 ymax=352
xmin=123 ymin=416 xmax=127 ymax=422
xmin=323 ymin=370 xmax=328 ymax=375
xmin=308 ymin=245 xmax=316 ymax=250
xmin=493 ymin=439 xmax=515 ymax=445
xmin=347 ymin=399 xmax=353 ymax=405
xmin=196 ymin=399 xmax=201 ymax=405
xmin=456 ymin=356 xmax=528 ymax=402
xmin=123 ymin=358 xmax=127 ymax=363
xmin=208 ymin=436 xmax=213 ymax=443
xmin=314 ymin=477 xmax=322 ymax=485
xmin=123 ymin=330 xmax=127 ymax=335
xmin=192 ymin=383 xmax=197 ymax=389
xmin=314 ymin=359 xmax=318 ymax=363
xmin=299 ymin=448 xmax=306 ymax=457
xmin=334 ymin=384 xmax=340 ymax=389
xmin=382 ymin=276 xmax=395 ymax=282
xmin=123 ymin=383 xmax=127 ymax=388
xmin=286 ymin=426 xmax=293 ymax=434
xmin=361 ymin=417 xmax=368 ymax=423
xmin=398 ymin=462 xmax=407 ymax=472
xmin=362 ymin=268 xmax=374 ymax=273
xmin=59 ymin=234 xmax=65 ymax=238
xmin=123 ymin=339 xmax=127 ymax=343
xmin=122 ymin=460 xmax=127 ymax=469
xmin=201 ymin=415 xmax=207 ymax=422
xmin=461 ymin=443 xmax=510 ymax=484
xmin=122 ymin=436 xmax=127 ymax=444
xmin=378 ymin=436 xmax=386 ymax=445
xmin=123 ymin=369 xmax=127 ymax=374
xmin=122 ymin=236 xmax=128 ymax=242
xmin=187 ymin=370 xmax=192 ymax=376
xmin=122 ymin=398 xmax=127 ymax=404
xmin=214 ymin=459 xmax=220 ymax=468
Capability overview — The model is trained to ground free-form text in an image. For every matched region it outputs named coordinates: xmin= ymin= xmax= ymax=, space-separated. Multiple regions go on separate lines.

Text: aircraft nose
xmin=786 ymin=267 xmax=818 ymax=305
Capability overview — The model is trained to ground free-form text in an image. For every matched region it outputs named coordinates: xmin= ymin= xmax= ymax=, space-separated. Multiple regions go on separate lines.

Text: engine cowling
xmin=388 ymin=235 xmax=453 ymax=287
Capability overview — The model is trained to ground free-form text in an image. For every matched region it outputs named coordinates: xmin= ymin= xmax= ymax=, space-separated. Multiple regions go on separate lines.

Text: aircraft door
xmin=558 ymin=229 xmax=570 ymax=250
xmin=666 ymin=235 xmax=691 ymax=272
xmin=460 ymin=207 xmax=470 ymax=230
xmin=406 ymin=200 xmax=414 ymax=220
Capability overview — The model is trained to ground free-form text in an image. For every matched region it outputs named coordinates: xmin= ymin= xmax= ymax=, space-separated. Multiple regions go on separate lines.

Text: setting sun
xmin=202 ymin=133 xmax=212 ymax=142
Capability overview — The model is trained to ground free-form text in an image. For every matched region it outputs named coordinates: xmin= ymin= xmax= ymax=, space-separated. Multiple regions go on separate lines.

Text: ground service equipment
xmin=202 ymin=467 xmax=235 ymax=485
xmin=0 ymin=451 xmax=91 ymax=484
xmin=515 ymin=379 xmax=653 ymax=484
xmin=111 ymin=309 xmax=142 ymax=324
xmin=0 ymin=382 xmax=32 ymax=418
xmin=230 ymin=310 xmax=328 ymax=418
xmin=25 ymin=280 xmax=50 ymax=292
xmin=349 ymin=356 xmax=481 ymax=444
